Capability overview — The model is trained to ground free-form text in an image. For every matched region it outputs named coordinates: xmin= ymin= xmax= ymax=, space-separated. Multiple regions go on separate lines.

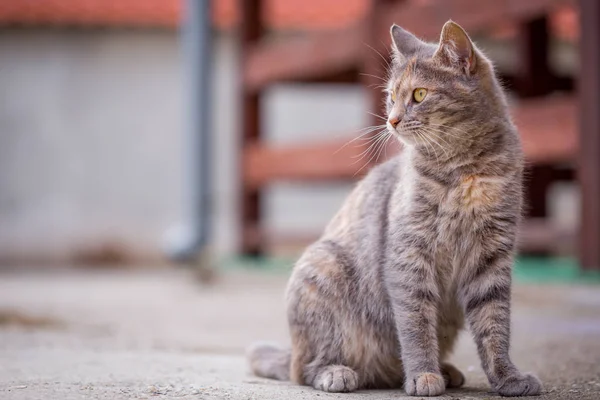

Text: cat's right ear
xmin=390 ymin=24 xmax=425 ymax=62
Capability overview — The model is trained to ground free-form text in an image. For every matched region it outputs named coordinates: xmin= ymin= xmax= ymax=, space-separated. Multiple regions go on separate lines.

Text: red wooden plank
xmin=243 ymin=96 xmax=577 ymax=186
xmin=240 ymin=0 xmax=264 ymax=255
xmin=515 ymin=96 xmax=577 ymax=163
xmin=244 ymin=26 xmax=364 ymax=92
xmin=243 ymin=0 xmax=572 ymax=91
xmin=243 ymin=138 xmax=374 ymax=188
xmin=379 ymin=0 xmax=574 ymax=41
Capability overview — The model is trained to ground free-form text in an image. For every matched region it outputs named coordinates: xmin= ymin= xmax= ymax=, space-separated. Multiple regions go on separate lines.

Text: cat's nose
xmin=388 ymin=115 xmax=401 ymax=128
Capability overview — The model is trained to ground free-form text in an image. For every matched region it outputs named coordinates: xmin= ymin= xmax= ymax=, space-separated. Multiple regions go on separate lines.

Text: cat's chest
xmin=394 ymin=172 xmax=505 ymax=237
xmin=415 ymin=174 xmax=505 ymax=245
xmin=439 ymin=174 xmax=504 ymax=216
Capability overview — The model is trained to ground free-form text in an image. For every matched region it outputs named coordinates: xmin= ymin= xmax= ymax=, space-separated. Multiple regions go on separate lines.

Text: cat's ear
xmin=434 ymin=20 xmax=476 ymax=75
xmin=390 ymin=24 xmax=426 ymax=62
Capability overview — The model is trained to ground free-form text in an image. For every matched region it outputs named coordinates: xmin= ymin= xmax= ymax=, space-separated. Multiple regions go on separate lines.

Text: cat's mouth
xmin=389 ymin=122 xmax=421 ymax=146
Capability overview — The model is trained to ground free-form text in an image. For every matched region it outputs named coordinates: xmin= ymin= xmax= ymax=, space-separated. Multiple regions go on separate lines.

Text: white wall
xmin=0 ymin=29 xmax=370 ymax=262
xmin=0 ymin=29 xmax=185 ymax=262
xmin=263 ymin=85 xmax=367 ymax=239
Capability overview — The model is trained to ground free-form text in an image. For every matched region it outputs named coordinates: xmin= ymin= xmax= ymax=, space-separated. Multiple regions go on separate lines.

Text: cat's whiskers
xmin=351 ymin=130 xmax=390 ymax=167
xmin=421 ymin=127 xmax=453 ymax=149
xmin=410 ymin=129 xmax=432 ymax=158
xmin=337 ymin=119 xmax=467 ymax=169
xmin=410 ymin=122 xmax=464 ymax=145
xmin=371 ymin=131 xmax=392 ymax=163
xmin=397 ymin=122 xmax=422 ymax=137
xmin=420 ymin=128 xmax=450 ymax=160
xmin=385 ymin=127 xmax=400 ymax=159
xmin=418 ymin=127 xmax=453 ymax=157
xmin=415 ymin=129 xmax=439 ymax=162
xmin=399 ymin=121 xmax=439 ymax=160
xmin=363 ymin=43 xmax=392 ymax=71
xmin=360 ymin=129 xmax=392 ymax=146
xmin=334 ymin=125 xmax=386 ymax=155
xmin=369 ymin=83 xmax=389 ymax=90
xmin=376 ymin=130 xmax=394 ymax=163
xmin=367 ymin=111 xmax=388 ymax=121
xmin=351 ymin=129 xmax=389 ymax=162
xmin=426 ymin=124 xmax=472 ymax=140
xmin=354 ymin=130 xmax=393 ymax=176
xmin=424 ymin=128 xmax=463 ymax=141
xmin=404 ymin=126 xmax=436 ymax=161
xmin=359 ymin=73 xmax=387 ymax=82
xmin=357 ymin=123 xmax=388 ymax=132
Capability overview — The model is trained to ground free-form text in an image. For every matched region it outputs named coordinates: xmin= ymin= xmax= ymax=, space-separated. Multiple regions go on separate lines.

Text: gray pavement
xmin=1 ymin=268 xmax=599 ymax=399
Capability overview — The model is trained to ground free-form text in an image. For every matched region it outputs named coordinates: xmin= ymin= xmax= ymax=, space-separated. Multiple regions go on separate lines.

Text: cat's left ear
xmin=434 ymin=20 xmax=476 ymax=76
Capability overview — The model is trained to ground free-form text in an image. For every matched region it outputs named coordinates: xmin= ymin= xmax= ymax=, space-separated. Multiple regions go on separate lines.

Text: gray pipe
xmin=164 ymin=0 xmax=212 ymax=262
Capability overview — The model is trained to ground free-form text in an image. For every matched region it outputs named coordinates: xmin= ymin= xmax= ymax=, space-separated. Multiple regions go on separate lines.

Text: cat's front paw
xmin=405 ymin=372 xmax=445 ymax=396
xmin=495 ymin=373 xmax=542 ymax=397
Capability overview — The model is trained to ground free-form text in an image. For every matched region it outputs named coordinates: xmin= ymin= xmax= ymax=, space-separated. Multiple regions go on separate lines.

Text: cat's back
xmin=288 ymin=155 xmax=403 ymax=292
xmin=287 ymin=155 xmax=404 ymax=328
xmin=321 ymin=154 xmax=403 ymax=245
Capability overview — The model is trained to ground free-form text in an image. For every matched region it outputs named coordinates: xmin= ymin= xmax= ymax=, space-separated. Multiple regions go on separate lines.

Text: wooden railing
xmin=238 ymin=0 xmax=598 ymax=270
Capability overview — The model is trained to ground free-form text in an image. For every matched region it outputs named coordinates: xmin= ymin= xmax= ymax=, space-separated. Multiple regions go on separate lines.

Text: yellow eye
xmin=413 ymin=88 xmax=427 ymax=103
xmin=390 ymin=90 xmax=397 ymax=103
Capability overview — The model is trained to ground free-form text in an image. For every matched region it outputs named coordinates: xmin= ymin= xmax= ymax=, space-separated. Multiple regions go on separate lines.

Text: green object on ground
xmin=514 ymin=256 xmax=600 ymax=284
xmin=220 ymin=255 xmax=600 ymax=284
xmin=219 ymin=255 xmax=295 ymax=272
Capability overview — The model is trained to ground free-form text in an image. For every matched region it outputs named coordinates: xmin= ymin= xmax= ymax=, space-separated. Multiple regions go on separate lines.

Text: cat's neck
xmin=404 ymin=127 xmax=519 ymax=184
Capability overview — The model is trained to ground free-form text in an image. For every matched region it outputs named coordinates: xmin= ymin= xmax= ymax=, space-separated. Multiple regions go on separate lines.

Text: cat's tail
xmin=247 ymin=342 xmax=291 ymax=381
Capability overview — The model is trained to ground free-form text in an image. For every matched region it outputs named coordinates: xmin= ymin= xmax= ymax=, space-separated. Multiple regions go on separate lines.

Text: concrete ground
xmin=0 ymin=268 xmax=599 ymax=400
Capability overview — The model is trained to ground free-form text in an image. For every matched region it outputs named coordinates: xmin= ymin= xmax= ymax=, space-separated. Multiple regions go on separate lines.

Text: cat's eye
xmin=413 ymin=88 xmax=427 ymax=103
xmin=390 ymin=90 xmax=397 ymax=103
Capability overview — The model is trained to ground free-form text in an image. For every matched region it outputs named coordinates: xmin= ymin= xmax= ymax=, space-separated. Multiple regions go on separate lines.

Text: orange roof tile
xmin=0 ymin=0 xmax=181 ymax=28
xmin=0 ymin=0 xmax=367 ymax=30
xmin=0 ymin=0 xmax=578 ymax=41
xmin=215 ymin=0 xmax=367 ymax=31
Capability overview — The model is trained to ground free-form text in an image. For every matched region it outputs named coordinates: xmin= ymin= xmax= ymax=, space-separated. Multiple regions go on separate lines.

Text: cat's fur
xmin=248 ymin=21 xmax=541 ymax=397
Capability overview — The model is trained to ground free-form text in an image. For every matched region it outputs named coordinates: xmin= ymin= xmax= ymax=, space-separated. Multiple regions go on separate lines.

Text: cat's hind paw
xmin=313 ymin=365 xmax=359 ymax=393
xmin=441 ymin=362 xmax=465 ymax=388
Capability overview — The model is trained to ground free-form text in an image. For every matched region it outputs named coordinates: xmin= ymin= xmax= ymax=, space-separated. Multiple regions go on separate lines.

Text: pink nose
xmin=388 ymin=115 xmax=401 ymax=128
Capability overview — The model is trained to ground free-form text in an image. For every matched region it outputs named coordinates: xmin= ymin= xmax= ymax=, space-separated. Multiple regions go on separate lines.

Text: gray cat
xmin=248 ymin=21 xmax=541 ymax=397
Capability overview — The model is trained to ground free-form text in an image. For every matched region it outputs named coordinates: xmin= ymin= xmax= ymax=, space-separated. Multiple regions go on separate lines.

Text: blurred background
xmin=1 ymin=0 xmax=598 ymax=274
xmin=0 ymin=0 xmax=598 ymax=272
xmin=1 ymin=1 xmax=600 ymax=399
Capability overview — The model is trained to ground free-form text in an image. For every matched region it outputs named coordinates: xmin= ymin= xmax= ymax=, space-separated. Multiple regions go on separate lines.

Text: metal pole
xmin=165 ymin=0 xmax=212 ymax=262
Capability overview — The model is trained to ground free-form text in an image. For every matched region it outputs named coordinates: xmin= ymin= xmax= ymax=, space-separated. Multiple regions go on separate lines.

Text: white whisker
xmin=333 ymin=125 xmax=386 ymax=155
xmin=367 ymin=111 xmax=387 ymax=121
xmin=351 ymin=130 xmax=389 ymax=161
xmin=354 ymin=131 xmax=391 ymax=176
xmin=358 ymin=73 xmax=387 ymax=82
xmin=363 ymin=43 xmax=392 ymax=71
xmin=375 ymin=131 xmax=393 ymax=163
xmin=415 ymin=129 xmax=438 ymax=161
xmin=419 ymin=128 xmax=450 ymax=160
xmin=421 ymin=128 xmax=453 ymax=147
xmin=426 ymin=123 xmax=472 ymax=140
xmin=352 ymin=130 xmax=390 ymax=164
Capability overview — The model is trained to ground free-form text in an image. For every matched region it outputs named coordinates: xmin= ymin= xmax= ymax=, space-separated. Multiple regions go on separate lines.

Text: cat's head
xmin=385 ymin=21 xmax=506 ymax=158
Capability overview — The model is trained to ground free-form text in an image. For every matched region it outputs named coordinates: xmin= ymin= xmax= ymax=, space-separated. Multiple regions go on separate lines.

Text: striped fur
xmin=248 ymin=21 xmax=541 ymax=397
